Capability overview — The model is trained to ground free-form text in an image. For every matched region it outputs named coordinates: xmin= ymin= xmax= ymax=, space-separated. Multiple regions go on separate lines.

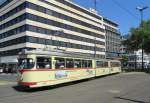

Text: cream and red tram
xmin=17 ymin=49 xmax=121 ymax=88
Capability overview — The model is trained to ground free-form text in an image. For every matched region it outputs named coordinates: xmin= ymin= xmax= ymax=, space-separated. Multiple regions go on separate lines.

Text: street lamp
xmin=136 ymin=6 xmax=148 ymax=70
xmin=94 ymin=37 xmax=97 ymax=58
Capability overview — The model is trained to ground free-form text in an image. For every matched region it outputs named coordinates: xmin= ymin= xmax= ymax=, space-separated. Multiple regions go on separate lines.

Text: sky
xmin=72 ymin=0 xmax=150 ymax=35
xmin=0 ymin=0 xmax=150 ymax=35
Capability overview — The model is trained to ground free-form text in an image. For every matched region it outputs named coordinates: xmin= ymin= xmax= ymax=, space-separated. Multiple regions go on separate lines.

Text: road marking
xmin=108 ymin=90 xmax=121 ymax=94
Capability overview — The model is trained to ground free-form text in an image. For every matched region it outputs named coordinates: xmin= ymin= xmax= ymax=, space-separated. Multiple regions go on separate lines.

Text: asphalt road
xmin=0 ymin=72 xmax=150 ymax=103
xmin=0 ymin=73 xmax=17 ymax=82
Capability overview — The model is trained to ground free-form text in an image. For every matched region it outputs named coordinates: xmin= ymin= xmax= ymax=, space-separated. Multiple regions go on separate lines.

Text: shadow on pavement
xmin=115 ymin=97 xmax=150 ymax=103
xmin=12 ymin=85 xmax=58 ymax=92
xmin=12 ymin=79 xmax=92 ymax=93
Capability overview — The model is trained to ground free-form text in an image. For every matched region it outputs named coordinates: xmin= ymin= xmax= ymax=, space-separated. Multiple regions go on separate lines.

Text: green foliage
xmin=123 ymin=20 xmax=150 ymax=53
xmin=121 ymin=55 xmax=128 ymax=66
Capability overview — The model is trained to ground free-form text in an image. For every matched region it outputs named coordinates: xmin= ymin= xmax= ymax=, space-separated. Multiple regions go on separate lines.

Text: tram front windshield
xmin=18 ymin=58 xmax=34 ymax=70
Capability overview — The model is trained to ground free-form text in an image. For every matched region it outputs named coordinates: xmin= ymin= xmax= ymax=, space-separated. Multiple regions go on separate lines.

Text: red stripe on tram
xmin=19 ymin=82 xmax=37 ymax=86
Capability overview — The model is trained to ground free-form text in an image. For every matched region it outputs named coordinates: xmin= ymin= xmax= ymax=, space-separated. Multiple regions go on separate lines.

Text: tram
xmin=17 ymin=49 xmax=121 ymax=88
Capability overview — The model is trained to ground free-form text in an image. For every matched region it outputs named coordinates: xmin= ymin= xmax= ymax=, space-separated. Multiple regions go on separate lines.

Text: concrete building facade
xmin=0 ymin=0 xmax=106 ymax=64
xmin=0 ymin=0 xmax=121 ymax=70
xmin=120 ymin=35 xmax=129 ymax=54
xmin=104 ymin=18 xmax=121 ymax=59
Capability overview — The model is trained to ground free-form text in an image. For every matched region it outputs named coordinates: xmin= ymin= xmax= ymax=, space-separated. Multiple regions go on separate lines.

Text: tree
xmin=121 ymin=55 xmax=128 ymax=67
xmin=123 ymin=20 xmax=150 ymax=54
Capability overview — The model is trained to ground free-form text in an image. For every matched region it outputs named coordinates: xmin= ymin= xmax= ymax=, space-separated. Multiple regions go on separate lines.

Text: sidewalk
xmin=0 ymin=73 xmax=17 ymax=83
xmin=0 ymin=73 xmax=17 ymax=76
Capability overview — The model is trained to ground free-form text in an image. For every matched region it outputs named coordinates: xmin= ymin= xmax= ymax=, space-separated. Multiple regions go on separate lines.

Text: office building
xmin=0 ymin=0 xmax=106 ymax=68
xmin=104 ymin=18 xmax=121 ymax=59
xmin=120 ymin=35 xmax=129 ymax=54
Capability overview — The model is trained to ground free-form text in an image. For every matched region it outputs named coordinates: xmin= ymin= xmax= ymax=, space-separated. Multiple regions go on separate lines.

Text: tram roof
xmin=19 ymin=48 xmax=105 ymax=60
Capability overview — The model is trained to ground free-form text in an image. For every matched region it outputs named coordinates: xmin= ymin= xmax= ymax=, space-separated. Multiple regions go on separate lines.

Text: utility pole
xmin=94 ymin=37 xmax=96 ymax=58
xmin=94 ymin=0 xmax=97 ymax=10
xmin=93 ymin=0 xmax=98 ymax=71
xmin=136 ymin=6 xmax=148 ymax=70
xmin=52 ymin=30 xmax=64 ymax=50
xmin=93 ymin=0 xmax=97 ymax=58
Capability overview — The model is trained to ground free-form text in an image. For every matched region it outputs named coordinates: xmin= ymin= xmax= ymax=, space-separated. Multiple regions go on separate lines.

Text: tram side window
xmin=111 ymin=62 xmax=120 ymax=67
xmin=18 ymin=58 xmax=34 ymax=69
xmin=55 ymin=58 xmax=65 ymax=69
xmin=82 ymin=60 xmax=88 ymax=68
xmin=96 ymin=61 xmax=103 ymax=68
xmin=36 ymin=57 xmax=51 ymax=69
xmin=96 ymin=61 xmax=108 ymax=68
xmin=74 ymin=59 xmax=82 ymax=68
xmin=66 ymin=58 xmax=74 ymax=68
xmin=87 ymin=60 xmax=92 ymax=68
xmin=103 ymin=62 xmax=108 ymax=67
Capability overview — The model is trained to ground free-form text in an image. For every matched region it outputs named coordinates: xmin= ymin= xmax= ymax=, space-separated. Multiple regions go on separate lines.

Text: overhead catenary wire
xmin=111 ymin=0 xmax=140 ymax=21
